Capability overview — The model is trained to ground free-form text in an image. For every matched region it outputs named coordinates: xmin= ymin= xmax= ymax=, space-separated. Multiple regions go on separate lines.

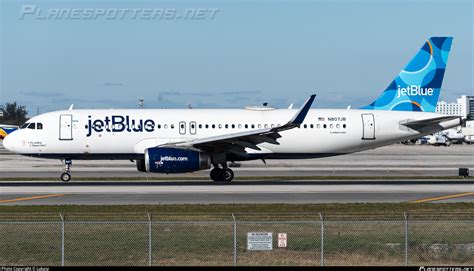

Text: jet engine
xmin=144 ymin=147 xmax=211 ymax=173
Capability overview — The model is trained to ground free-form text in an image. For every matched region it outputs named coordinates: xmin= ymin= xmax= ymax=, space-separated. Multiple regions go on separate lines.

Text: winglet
xmin=288 ymin=94 xmax=316 ymax=126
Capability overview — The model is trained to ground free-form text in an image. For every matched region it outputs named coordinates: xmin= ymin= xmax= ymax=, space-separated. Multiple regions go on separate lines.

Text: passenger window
xmin=171 ymin=124 xmax=175 ymax=129
xmin=264 ymin=124 xmax=268 ymax=128
xmin=212 ymin=124 xmax=215 ymax=129
xmin=238 ymin=124 xmax=242 ymax=129
xmin=251 ymin=124 xmax=255 ymax=129
xmin=317 ymin=124 xmax=321 ymax=129
xmin=336 ymin=124 xmax=340 ymax=129
xmin=199 ymin=124 xmax=202 ymax=129
xmin=271 ymin=124 xmax=274 ymax=128
xmin=310 ymin=124 xmax=314 ymax=129
xmin=330 ymin=124 xmax=333 ymax=128
xmin=164 ymin=124 xmax=168 ymax=129
xmin=323 ymin=124 xmax=327 ymax=129
xmin=157 ymin=124 xmax=161 ymax=129
xmin=37 ymin=123 xmax=43 ymax=130
xmin=245 ymin=124 xmax=248 ymax=129
xmin=27 ymin=123 xmax=36 ymax=129
xmin=303 ymin=124 xmax=307 ymax=129
xmin=205 ymin=124 xmax=209 ymax=129
xmin=232 ymin=124 xmax=235 ymax=129
xmin=180 ymin=124 xmax=185 ymax=129
xmin=258 ymin=124 xmax=262 ymax=128
xmin=343 ymin=124 xmax=347 ymax=129
xmin=225 ymin=124 xmax=228 ymax=129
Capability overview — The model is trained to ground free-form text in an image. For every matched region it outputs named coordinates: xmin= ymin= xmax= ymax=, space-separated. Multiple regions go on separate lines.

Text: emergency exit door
xmin=361 ymin=114 xmax=375 ymax=140
xmin=179 ymin=121 xmax=186 ymax=135
xmin=190 ymin=121 xmax=197 ymax=135
xmin=59 ymin=114 xmax=73 ymax=140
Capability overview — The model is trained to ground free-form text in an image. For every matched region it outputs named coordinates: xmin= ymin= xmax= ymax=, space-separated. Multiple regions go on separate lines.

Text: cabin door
xmin=361 ymin=113 xmax=375 ymax=140
xmin=59 ymin=114 xmax=73 ymax=140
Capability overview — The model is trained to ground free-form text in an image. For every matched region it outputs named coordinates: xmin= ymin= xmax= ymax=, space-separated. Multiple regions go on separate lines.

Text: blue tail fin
xmin=361 ymin=37 xmax=453 ymax=112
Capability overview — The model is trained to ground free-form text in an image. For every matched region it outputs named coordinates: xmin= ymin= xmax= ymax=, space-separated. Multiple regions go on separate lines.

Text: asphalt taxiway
xmin=0 ymin=179 xmax=473 ymax=205
xmin=0 ymin=143 xmax=473 ymax=205
xmin=1 ymin=144 xmax=473 ymax=178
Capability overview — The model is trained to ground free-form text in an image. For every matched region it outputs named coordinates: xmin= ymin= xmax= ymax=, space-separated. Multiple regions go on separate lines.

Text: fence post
xmin=59 ymin=213 xmax=65 ymax=267
xmin=319 ymin=213 xmax=324 ymax=266
xmin=148 ymin=213 xmax=152 ymax=266
xmin=404 ymin=212 xmax=409 ymax=266
xmin=232 ymin=213 xmax=237 ymax=267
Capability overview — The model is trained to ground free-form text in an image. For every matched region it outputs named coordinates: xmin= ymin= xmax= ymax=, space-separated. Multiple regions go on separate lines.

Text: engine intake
xmin=145 ymin=147 xmax=211 ymax=173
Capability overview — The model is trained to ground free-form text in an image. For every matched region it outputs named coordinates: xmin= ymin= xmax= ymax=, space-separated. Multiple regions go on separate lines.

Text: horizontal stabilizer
xmin=401 ymin=116 xmax=461 ymax=131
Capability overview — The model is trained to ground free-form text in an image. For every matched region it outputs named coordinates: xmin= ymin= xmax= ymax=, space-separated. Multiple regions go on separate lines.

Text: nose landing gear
xmin=210 ymin=163 xmax=234 ymax=182
xmin=60 ymin=159 xmax=72 ymax=182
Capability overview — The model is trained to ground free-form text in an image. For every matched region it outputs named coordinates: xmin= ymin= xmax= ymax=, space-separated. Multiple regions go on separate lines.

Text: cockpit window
xmin=20 ymin=122 xmax=43 ymax=130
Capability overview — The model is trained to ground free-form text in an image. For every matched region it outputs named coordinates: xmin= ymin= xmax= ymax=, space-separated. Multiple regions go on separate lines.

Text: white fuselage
xmin=3 ymin=108 xmax=460 ymax=161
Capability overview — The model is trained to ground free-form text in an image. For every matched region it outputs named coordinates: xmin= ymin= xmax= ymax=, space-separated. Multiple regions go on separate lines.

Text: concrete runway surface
xmin=0 ymin=143 xmax=473 ymax=205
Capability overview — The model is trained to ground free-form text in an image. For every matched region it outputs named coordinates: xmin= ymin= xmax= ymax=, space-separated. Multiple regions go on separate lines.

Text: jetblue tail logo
xmin=397 ymin=85 xmax=434 ymax=98
xmin=361 ymin=37 xmax=453 ymax=112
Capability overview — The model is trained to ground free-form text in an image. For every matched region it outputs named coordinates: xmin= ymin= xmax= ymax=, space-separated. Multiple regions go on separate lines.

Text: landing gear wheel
xmin=210 ymin=168 xmax=224 ymax=182
xmin=60 ymin=173 xmax=71 ymax=182
xmin=61 ymin=159 xmax=72 ymax=182
xmin=222 ymin=168 xmax=234 ymax=182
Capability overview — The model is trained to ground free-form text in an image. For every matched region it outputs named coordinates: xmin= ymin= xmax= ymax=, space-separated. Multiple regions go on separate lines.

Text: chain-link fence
xmin=0 ymin=213 xmax=473 ymax=266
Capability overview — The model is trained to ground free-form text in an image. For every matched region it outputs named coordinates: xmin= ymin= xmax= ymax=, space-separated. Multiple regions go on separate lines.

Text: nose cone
xmin=2 ymin=133 xmax=15 ymax=152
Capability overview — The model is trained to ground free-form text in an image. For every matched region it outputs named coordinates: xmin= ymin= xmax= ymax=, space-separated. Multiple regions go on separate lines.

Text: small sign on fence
xmin=278 ymin=233 xmax=287 ymax=248
xmin=247 ymin=232 xmax=272 ymax=251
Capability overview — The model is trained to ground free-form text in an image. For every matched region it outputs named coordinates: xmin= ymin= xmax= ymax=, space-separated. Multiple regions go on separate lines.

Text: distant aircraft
xmin=0 ymin=125 xmax=18 ymax=140
xmin=3 ymin=37 xmax=462 ymax=182
xmin=441 ymin=128 xmax=465 ymax=144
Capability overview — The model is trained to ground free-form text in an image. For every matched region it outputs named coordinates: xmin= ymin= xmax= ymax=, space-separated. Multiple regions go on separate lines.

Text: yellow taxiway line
xmin=0 ymin=194 xmax=66 ymax=203
xmin=410 ymin=192 xmax=474 ymax=203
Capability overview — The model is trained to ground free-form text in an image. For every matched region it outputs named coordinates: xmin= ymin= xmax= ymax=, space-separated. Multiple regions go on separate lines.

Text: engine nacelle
xmin=145 ymin=147 xmax=211 ymax=173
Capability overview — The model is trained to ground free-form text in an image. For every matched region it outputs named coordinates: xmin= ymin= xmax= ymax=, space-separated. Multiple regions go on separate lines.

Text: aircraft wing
xmin=161 ymin=95 xmax=316 ymax=155
xmin=401 ymin=116 xmax=462 ymax=131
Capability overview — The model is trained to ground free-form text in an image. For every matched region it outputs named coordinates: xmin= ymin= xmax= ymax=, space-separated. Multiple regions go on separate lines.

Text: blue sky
xmin=1 ymin=0 xmax=472 ymax=115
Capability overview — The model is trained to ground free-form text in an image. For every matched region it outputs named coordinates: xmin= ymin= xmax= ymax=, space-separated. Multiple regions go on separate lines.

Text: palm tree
xmin=0 ymin=102 xmax=28 ymax=125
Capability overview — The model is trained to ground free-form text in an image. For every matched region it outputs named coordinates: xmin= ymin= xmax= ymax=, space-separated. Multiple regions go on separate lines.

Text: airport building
xmin=436 ymin=95 xmax=473 ymax=119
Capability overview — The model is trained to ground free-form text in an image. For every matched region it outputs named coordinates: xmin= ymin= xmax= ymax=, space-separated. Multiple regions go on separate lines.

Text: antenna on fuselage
xmin=138 ymin=98 xmax=145 ymax=109
xmin=68 ymin=104 xmax=74 ymax=110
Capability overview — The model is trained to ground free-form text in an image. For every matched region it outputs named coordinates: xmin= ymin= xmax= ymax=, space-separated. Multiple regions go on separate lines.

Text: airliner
xmin=0 ymin=125 xmax=18 ymax=140
xmin=3 ymin=37 xmax=462 ymax=182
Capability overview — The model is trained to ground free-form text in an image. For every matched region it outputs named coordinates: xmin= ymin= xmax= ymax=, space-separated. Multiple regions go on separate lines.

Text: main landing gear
xmin=60 ymin=159 xmax=72 ymax=182
xmin=210 ymin=163 xmax=234 ymax=182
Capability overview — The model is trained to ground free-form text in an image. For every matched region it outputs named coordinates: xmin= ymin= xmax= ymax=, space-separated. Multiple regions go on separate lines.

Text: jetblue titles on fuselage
xmin=86 ymin=115 xmax=155 ymax=137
